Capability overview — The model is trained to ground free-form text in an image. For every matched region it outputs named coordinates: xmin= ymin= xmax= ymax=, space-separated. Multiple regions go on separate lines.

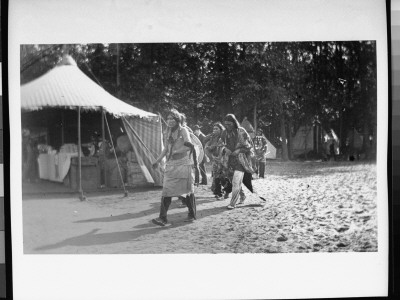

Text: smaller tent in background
xmin=345 ymin=128 xmax=364 ymax=160
xmin=292 ymin=125 xmax=338 ymax=158
xmin=346 ymin=128 xmax=363 ymax=150
xmin=264 ymin=138 xmax=277 ymax=159
xmin=292 ymin=126 xmax=315 ymax=156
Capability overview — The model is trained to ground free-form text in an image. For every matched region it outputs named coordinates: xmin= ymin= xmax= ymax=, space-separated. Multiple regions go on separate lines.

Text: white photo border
xmin=9 ymin=0 xmax=388 ymax=299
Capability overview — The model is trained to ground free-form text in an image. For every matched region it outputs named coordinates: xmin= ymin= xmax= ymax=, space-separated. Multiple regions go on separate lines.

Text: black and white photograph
xmin=20 ymin=41 xmax=378 ymax=255
xmin=8 ymin=0 xmax=389 ymax=299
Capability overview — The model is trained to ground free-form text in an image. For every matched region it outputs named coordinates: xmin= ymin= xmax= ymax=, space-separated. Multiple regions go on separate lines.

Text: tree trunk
xmin=279 ymin=100 xmax=289 ymax=161
xmin=287 ymin=119 xmax=293 ymax=160
xmin=372 ymin=121 xmax=377 ymax=160
xmin=253 ymin=101 xmax=257 ymax=133
xmin=280 ymin=115 xmax=289 ymax=161
xmin=215 ymin=44 xmax=233 ymax=116
xmin=362 ymin=120 xmax=371 ymax=160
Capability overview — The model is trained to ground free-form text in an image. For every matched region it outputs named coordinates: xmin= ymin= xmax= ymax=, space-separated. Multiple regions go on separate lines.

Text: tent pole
xmin=61 ymin=110 xmax=65 ymax=145
xmin=102 ymin=109 xmax=106 ymax=187
xmin=78 ymin=107 xmax=85 ymax=201
xmin=116 ymin=43 xmax=121 ymax=98
xmin=104 ymin=115 xmax=129 ymax=197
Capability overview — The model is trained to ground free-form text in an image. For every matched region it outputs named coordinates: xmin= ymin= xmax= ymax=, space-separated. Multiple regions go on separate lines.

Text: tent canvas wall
xmin=346 ymin=128 xmax=363 ymax=150
xmin=292 ymin=126 xmax=314 ymax=156
xmin=292 ymin=125 xmax=340 ymax=157
xmin=21 ymin=55 xmax=164 ymax=191
xmin=122 ymin=116 xmax=163 ymax=186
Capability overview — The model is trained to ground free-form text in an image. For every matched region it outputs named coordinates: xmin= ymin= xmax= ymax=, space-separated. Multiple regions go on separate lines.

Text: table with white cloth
xmin=37 ymin=152 xmax=78 ymax=182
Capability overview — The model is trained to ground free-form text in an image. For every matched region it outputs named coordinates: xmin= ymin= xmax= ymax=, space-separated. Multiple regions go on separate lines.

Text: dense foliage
xmin=21 ymin=41 xmax=377 ymax=159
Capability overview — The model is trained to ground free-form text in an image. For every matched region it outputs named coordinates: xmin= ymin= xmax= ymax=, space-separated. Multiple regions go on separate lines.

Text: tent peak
xmin=58 ymin=55 xmax=77 ymax=67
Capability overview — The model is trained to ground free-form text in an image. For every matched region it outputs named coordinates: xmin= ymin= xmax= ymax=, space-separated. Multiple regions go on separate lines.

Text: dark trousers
xmin=159 ymin=197 xmax=172 ymax=222
xmin=159 ymin=194 xmax=197 ymax=222
xmin=213 ymin=177 xmax=222 ymax=196
xmin=258 ymin=161 xmax=265 ymax=178
xmin=195 ymin=161 xmax=207 ymax=184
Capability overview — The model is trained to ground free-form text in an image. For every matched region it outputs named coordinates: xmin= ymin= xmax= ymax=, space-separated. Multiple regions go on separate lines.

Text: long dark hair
xmin=223 ymin=114 xmax=240 ymax=129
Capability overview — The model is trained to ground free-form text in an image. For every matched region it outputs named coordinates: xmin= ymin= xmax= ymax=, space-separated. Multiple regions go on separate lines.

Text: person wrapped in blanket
xmin=204 ymin=122 xmax=227 ymax=199
xmin=151 ymin=109 xmax=199 ymax=226
xmin=220 ymin=114 xmax=256 ymax=209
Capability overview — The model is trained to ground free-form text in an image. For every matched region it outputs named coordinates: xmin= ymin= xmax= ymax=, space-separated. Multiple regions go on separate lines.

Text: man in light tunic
xmin=152 ymin=109 xmax=198 ymax=226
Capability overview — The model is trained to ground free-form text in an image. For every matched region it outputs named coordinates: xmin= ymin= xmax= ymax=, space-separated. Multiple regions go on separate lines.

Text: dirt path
xmin=23 ymin=161 xmax=377 ymax=254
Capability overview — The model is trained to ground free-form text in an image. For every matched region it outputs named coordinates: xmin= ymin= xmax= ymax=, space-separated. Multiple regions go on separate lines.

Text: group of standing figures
xmin=151 ymin=108 xmax=268 ymax=227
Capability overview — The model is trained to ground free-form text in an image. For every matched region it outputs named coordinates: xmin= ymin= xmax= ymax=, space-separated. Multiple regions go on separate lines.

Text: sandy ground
xmin=22 ymin=161 xmax=377 ymax=254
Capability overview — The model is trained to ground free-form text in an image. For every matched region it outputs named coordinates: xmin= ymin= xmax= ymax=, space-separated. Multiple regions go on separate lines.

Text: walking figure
xmin=253 ymin=128 xmax=268 ymax=178
xmin=193 ymin=125 xmax=208 ymax=185
xmin=151 ymin=109 xmax=199 ymax=226
xmin=204 ymin=122 xmax=225 ymax=198
xmin=220 ymin=114 xmax=254 ymax=209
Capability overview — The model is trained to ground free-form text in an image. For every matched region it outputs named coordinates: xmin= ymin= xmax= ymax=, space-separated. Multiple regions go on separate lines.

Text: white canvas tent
xmin=292 ymin=125 xmax=338 ymax=156
xmin=264 ymin=137 xmax=277 ymax=159
xmin=21 ymin=56 xmax=154 ymax=118
xmin=292 ymin=126 xmax=315 ymax=156
xmin=21 ymin=55 xmax=164 ymax=198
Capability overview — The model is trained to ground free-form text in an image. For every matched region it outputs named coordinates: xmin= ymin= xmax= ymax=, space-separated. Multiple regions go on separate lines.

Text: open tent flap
xmin=122 ymin=116 xmax=164 ymax=187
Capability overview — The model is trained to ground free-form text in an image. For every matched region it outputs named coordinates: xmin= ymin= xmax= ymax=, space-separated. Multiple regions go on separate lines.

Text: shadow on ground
xmin=73 ymin=197 xmax=219 ymax=224
xmin=34 ymin=204 xmax=228 ymax=252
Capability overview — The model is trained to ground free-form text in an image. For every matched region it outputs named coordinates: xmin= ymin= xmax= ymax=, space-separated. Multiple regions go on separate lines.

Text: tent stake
xmin=78 ymin=106 xmax=86 ymax=201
